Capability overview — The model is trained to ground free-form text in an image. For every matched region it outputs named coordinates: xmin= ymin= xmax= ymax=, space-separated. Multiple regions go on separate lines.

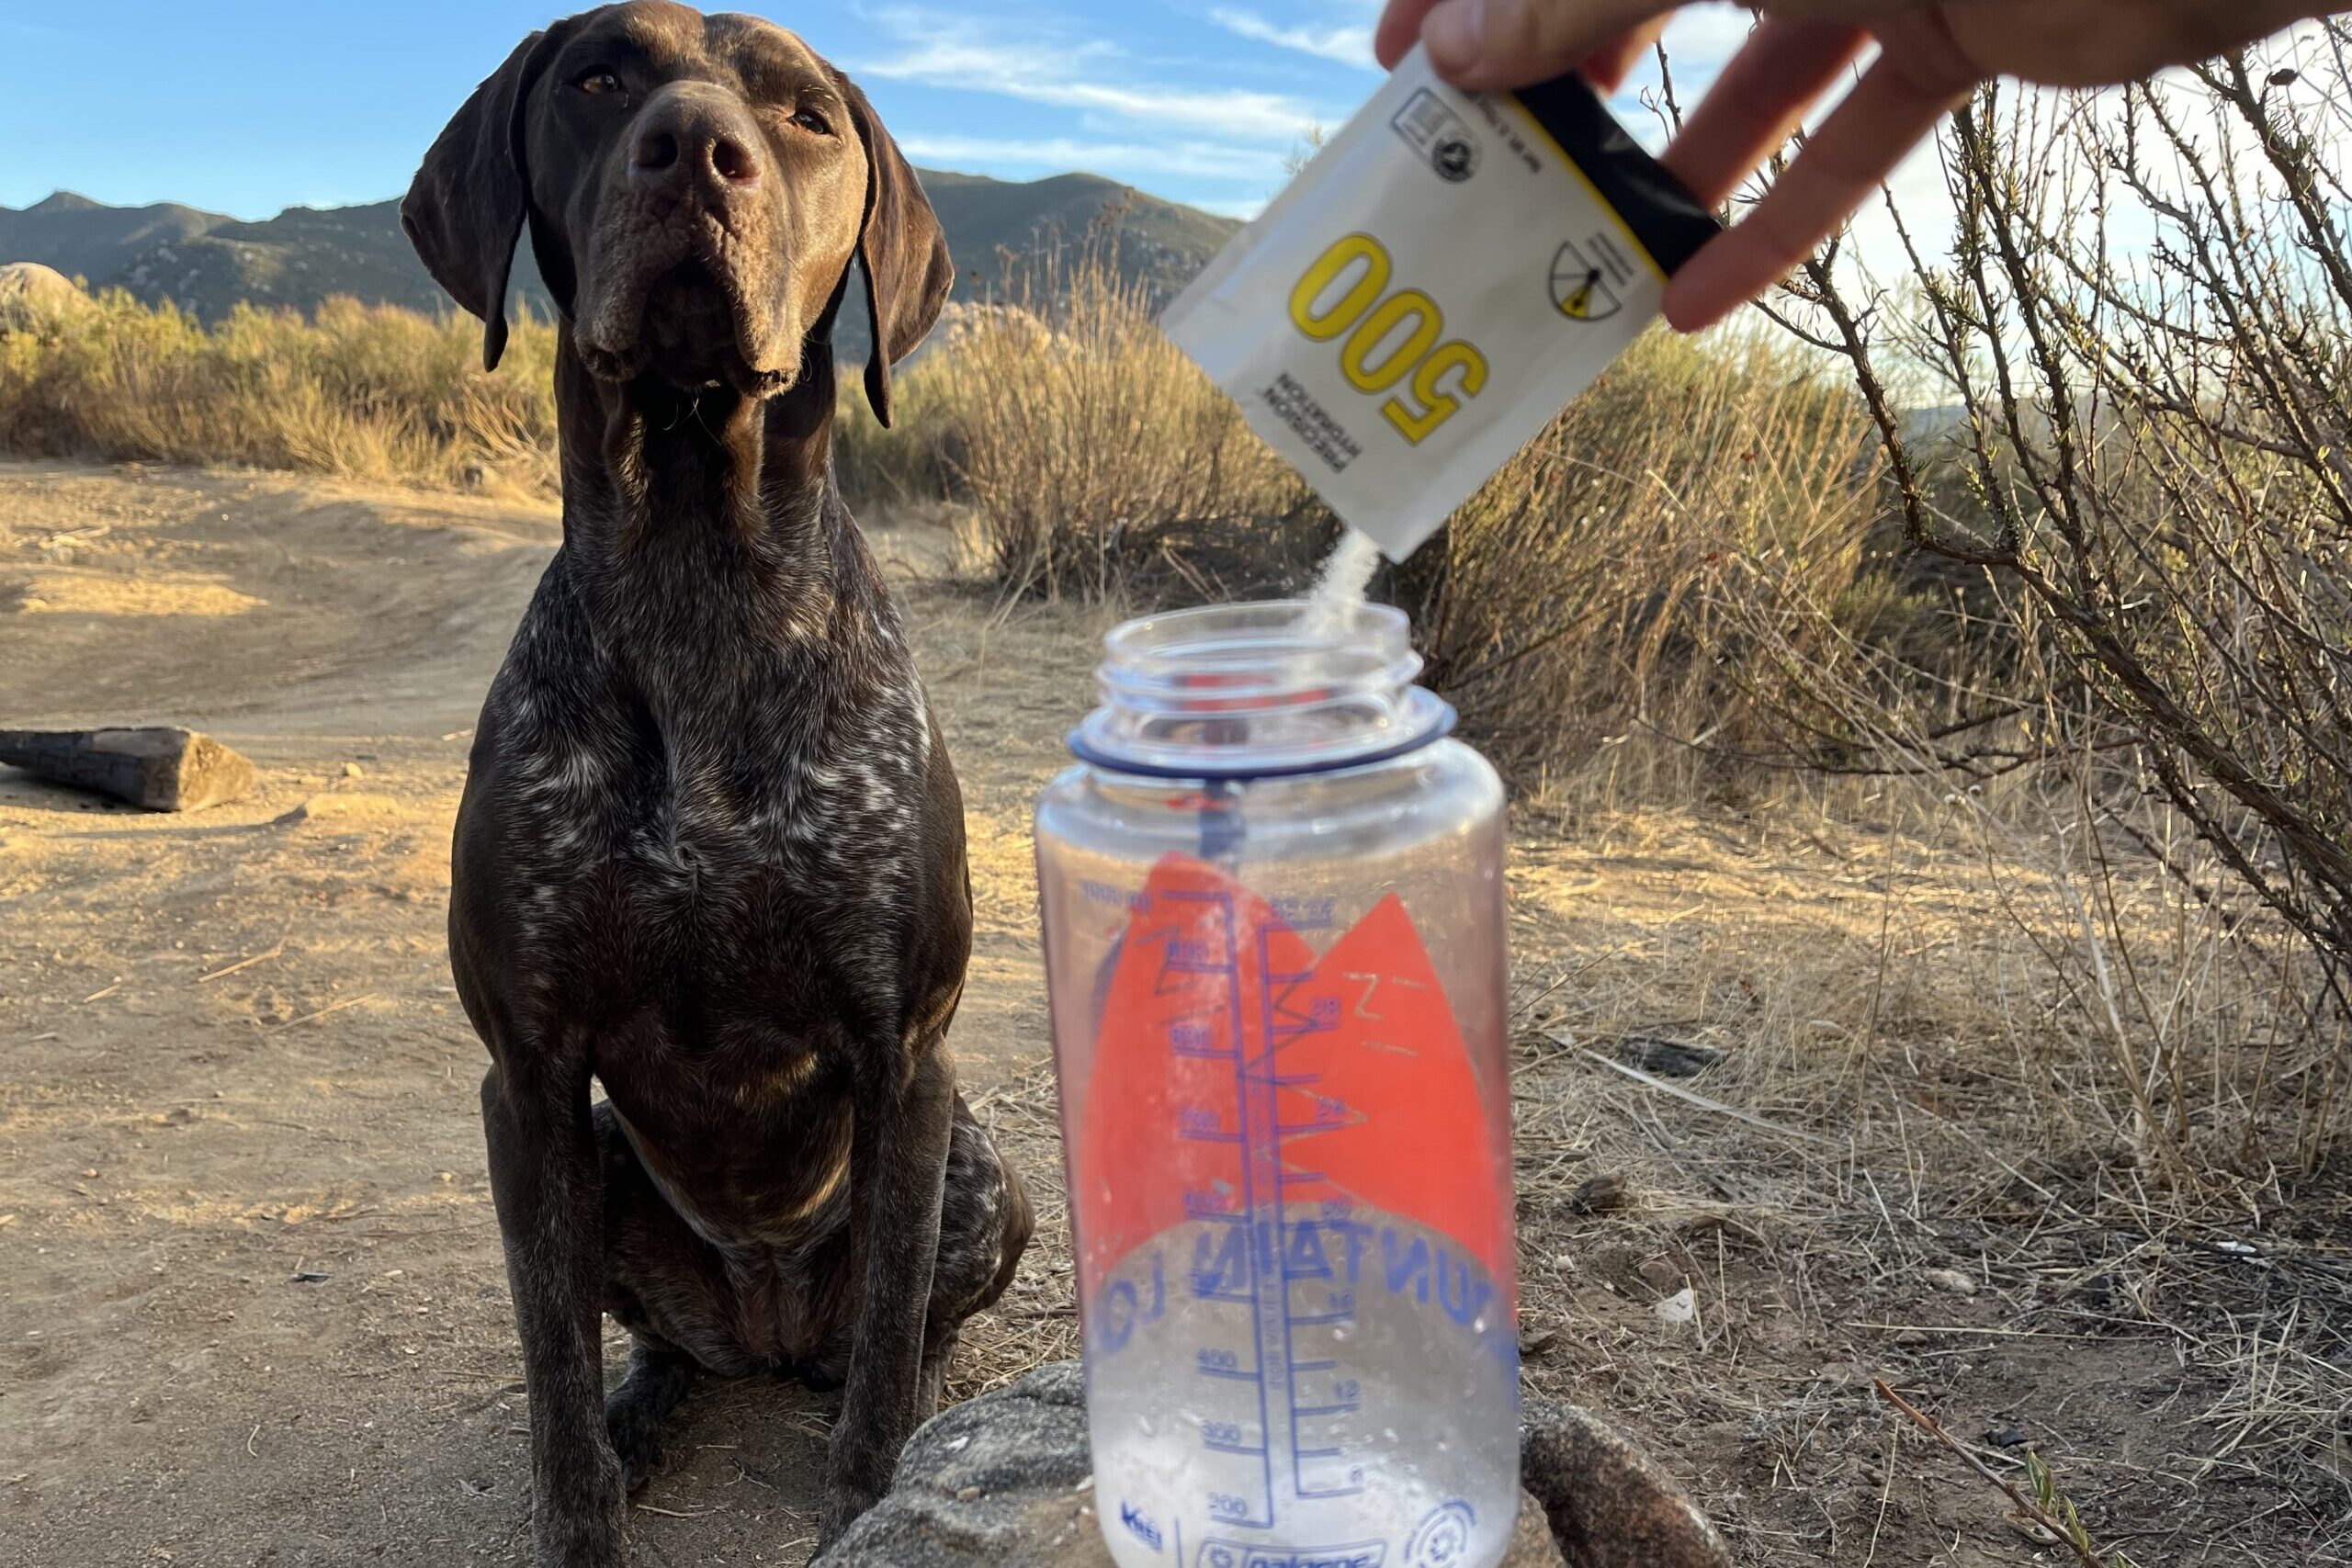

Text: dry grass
xmin=836 ymin=241 xmax=1322 ymax=600
xmin=0 ymin=290 xmax=560 ymax=495
xmin=1391 ymin=328 xmax=1900 ymax=793
xmin=1493 ymin=797 xmax=2351 ymax=1562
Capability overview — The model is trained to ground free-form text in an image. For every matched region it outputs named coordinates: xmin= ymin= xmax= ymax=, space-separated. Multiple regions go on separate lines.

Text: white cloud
xmin=1195 ymin=196 xmax=1271 ymax=220
xmin=857 ymin=17 xmax=1329 ymax=143
xmin=897 ymin=132 xmax=1289 ymax=183
xmin=1210 ymin=7 xmax=1374 ymax=69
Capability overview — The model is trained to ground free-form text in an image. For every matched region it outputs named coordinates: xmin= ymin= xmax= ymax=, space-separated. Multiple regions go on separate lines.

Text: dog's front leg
xmin=482 ymin=1055 xmax=626 ymax=1568
xmin=819 ymin=1044 xmax=955 ymax=1548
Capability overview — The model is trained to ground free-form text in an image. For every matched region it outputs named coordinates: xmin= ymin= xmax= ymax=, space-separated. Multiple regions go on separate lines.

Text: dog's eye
xmin=577 ymin=70 xmax=624 ymax=96
xmin=789 ymin=106 xmax=833 ymax=136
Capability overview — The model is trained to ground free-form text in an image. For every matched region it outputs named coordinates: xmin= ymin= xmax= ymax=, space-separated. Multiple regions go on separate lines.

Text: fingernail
xmin=1422 ymin=0 xmax=1487 ymax=78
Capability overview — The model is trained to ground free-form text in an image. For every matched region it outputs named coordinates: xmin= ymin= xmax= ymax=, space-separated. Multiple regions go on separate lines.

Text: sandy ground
xmin=1 ymin=460 xmax=2341 ymax=1567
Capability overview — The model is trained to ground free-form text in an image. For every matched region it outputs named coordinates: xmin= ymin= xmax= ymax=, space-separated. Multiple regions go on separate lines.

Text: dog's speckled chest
xmin=458 ymin=547 xmax=942 ymax=1029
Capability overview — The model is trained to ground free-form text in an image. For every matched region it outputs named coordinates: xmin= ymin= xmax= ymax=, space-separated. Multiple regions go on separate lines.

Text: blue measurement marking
xmin=1235 ymin=903 xmax=1287 ymax=1531
xmin=1157 ymin=890 xmax=1392 ymax=1529
xmin=1164 ymin=888 xmax=1276 ymax=1531
xmin=1251 ymin=922 xmax=1373 ymax=1509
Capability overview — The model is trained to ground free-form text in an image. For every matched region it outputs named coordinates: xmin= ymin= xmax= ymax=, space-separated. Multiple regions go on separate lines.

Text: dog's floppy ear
xmin=834 ymin=73 xmax=952 ymax=428
xmin=401 ymin=28 xmax=568 ymax=371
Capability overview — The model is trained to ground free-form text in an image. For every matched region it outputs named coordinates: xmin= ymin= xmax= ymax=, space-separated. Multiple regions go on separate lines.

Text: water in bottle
xmin=1035 ymin=599 xmax=1519 ymax=1568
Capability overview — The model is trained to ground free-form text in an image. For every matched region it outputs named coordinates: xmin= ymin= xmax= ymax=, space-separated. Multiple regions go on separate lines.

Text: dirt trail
xmin=0 ymin=462 xmax=2326 ymax=1567
xmin=0 ymin=462 xmax=1101 ymax=1566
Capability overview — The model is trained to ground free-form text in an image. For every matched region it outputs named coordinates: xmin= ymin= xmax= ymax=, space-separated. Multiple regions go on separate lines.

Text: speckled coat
xmin=399 ymin=7 xmax=1031 ymax=1565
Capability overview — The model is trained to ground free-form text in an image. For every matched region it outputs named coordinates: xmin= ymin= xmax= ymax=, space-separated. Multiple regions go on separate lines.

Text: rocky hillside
xmin=0 ymin=192 xmax=224 ymax=286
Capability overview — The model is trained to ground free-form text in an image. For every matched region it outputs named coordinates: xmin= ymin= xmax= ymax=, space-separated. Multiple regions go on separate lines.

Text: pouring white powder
xmin=1301 ymin=527 xmax=1381 ymax=640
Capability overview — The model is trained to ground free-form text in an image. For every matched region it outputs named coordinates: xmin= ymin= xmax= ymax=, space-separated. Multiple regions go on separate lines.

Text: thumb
xmin=1421 ymin=0 xmax=1680 ymax=90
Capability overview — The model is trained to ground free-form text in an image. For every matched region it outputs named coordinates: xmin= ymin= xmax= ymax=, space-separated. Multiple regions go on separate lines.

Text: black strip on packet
xmin=1510 ymin=73 xmax=1721 ymax=276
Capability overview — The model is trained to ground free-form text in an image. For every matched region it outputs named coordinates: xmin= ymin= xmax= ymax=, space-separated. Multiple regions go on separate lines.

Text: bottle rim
xmin=1069 ymin=599 xmax=1457 ymax=780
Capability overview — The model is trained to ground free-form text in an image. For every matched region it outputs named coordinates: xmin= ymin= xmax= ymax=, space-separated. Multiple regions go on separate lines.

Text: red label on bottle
xmin=1073 ymin=853 xmax=1508 ymax=1297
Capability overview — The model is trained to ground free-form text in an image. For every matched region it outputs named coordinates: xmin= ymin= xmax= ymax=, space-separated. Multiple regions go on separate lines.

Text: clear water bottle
xmin=1036 ymin=600 xmax=1519 ymax=1568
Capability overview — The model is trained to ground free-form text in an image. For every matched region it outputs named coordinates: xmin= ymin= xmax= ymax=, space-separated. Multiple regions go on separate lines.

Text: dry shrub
xmin=0 ymin=290 xmax=559 ymax=493
xmin=1729 ymin=24 xmax=2352 ymax=1175
xmin=836 ymin=232 xmax=1322 ymax=599
xmin=1386 ymin=328 xmax=1892 ymax=792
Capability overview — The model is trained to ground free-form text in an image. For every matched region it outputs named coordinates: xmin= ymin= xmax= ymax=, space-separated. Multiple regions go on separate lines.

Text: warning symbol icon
xmin=1549 ymin=242 xmax=1622 ymax=323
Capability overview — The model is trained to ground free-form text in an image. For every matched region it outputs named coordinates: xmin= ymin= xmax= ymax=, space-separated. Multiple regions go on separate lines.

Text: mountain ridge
xmin=0 ymin=172 xmax=1240 ymax=354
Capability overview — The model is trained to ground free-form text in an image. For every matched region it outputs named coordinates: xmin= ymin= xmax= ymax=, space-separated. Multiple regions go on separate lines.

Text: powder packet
xmin=1162 ymin=45 xmax=1720 ymax=562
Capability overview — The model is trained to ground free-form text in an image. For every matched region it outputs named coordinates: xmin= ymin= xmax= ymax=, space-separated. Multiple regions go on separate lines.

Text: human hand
xmin=1373 ymin=0 xmax=2328 ymax=329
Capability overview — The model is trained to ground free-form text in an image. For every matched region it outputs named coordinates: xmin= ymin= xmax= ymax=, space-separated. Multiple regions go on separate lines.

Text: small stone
xmin=1563 ymin=1174 xmax=1628 ymax=1216
xmin=342 ymin=761 xmax=365 ymax=779
xmin=1636 ymin=1258 xmax=1682 ymax=1293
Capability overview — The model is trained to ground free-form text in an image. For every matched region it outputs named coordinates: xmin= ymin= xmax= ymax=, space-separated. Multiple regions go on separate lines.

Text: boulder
xmin=0 ymin=263 xmax=94 ymax=331
xmin=812 ymin=1362 xmax=1729 ymax=1568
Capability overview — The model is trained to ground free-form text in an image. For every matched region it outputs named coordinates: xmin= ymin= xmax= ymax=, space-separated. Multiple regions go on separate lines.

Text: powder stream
xmin=1301 ymin=527 xmax=1382 ymax=641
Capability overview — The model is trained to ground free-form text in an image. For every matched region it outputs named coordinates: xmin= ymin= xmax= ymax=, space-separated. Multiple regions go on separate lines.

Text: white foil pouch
xmin=1162 ymin=46 xmax=1720 ymax=561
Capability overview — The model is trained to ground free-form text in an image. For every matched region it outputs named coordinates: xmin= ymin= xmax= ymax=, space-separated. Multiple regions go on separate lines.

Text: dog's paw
xmin=809 ymin=1502 xmax=861 ymax=1559
xmin=535 ymin=1447 xmax=628 ymax=1568
xmin=795 ymin=1356 xmax=847 ymax=1394
xmin=605 ymin=1396 xmax=663 ymax=1493
xmin=814 ymin=1476 xmax=887 ymax=1557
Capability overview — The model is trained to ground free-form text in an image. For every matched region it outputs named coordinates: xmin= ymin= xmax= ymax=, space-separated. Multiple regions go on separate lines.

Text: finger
xmin=1579 ymin=18 xmax=1670 ymax=96
xmin=1420 ymin=0 xmax=1682 ymax=91
xmin=1657 ymin=17 xmax=1869 ymax=208
xmin=1663 ymin=45 xmax=1974 ymax=331
xmin=1374 ymin=0 xmax=1446 ymax=69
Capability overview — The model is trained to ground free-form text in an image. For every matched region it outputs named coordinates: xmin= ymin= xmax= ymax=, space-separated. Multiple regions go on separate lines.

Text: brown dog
xmin=401 ymin=6 xmax=1031 ymax=1562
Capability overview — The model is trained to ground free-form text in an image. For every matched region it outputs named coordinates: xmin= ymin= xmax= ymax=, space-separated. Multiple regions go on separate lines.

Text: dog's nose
xmin=628 ymin=89 xmax=764 ymax=198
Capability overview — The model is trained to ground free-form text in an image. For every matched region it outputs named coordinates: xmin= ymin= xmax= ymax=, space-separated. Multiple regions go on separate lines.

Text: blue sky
xmin=0 ymin=0 xmax=1765 ymax=221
